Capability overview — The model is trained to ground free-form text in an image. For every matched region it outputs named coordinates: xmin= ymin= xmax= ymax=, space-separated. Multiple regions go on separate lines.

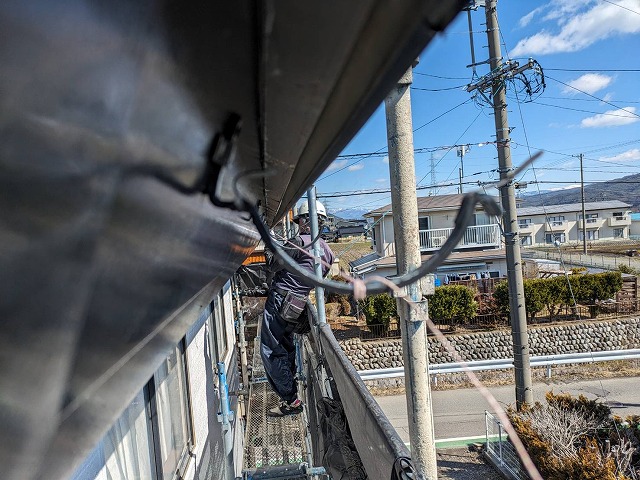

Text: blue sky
xmin=315 ymin=1 xmax=640 ymax=216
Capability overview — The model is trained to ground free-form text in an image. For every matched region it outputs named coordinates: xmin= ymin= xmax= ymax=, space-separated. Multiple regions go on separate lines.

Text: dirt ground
xmin=437 ymin=447 xmax=503 ymax=480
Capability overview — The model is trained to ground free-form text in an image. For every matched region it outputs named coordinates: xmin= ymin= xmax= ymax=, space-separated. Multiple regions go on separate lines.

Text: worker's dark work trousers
xmin=260 ymin=289 xmax=298 ymax=403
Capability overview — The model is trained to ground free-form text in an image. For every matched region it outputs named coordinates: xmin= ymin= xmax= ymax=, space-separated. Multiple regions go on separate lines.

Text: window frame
xmin=520 ymin=235 xmax=532 ymax=246
xmin=149 ymin=340 xmax=194 ymax=480
xmin=418 ymin=216 xmax=430 ymax=231
xmin=545 ymin=232 xmax=566 ymax=244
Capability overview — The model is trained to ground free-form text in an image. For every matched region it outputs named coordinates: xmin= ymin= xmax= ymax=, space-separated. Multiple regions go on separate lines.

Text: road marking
xmin=404 ymin=434 xmax=500 ymax=450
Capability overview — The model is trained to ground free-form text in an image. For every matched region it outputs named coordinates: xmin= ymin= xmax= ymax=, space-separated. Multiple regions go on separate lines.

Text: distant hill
xmin=518 ymin=172 xmax=640 ymax=211
xmin=331 ymin=208 xmax=369 ymax=220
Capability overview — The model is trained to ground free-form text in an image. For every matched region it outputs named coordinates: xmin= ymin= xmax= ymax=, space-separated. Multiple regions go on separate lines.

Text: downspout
xmin=233 ymin=285 xmax=249 ymax=388
xmin=217 ymin=362 xmax=236 ymax=480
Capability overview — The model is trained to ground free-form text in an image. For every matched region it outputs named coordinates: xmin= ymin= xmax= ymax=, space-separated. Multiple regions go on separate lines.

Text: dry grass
xmin=327 ymin=240 xmax=374 ymax=271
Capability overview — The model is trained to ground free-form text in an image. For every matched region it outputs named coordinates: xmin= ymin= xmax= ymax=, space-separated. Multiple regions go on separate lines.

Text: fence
xmin=484 ymin=411 xmax=527 ymax=480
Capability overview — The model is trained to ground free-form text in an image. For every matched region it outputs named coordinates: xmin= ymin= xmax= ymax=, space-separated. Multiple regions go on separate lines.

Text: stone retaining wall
xmin=339 ymin=318 xmax=640 ymax=372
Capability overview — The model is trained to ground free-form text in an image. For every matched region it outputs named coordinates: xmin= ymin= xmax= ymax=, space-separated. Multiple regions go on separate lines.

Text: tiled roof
xmin=517 ymin=200 xmax=631 ymax=217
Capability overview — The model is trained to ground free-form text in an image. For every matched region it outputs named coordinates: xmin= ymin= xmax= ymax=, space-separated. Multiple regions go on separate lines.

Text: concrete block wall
xmin=339 ymin=318 xmax=640 ymax=371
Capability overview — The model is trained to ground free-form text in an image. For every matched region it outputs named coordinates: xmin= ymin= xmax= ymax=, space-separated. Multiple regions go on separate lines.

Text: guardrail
xmin=357 ymin=349 xmax=640 ymax=381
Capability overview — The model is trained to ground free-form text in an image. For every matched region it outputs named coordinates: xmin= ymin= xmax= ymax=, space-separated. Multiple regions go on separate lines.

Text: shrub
xmin=492 ymin=272 xmax=623 ymax=322
xmin=357 ymin=294 xmax=397 ymax=330
xmin=428 ymin=285 xmax=477 ymax=329
xmin=507 ymin=392 xmax=638 ymax=479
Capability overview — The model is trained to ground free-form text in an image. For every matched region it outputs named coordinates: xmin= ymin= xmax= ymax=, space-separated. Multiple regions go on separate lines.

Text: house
xmin=352 ymin=194 xmax=507 ymax=282
xmin=516 ymin=201 xmax=632 ymax=246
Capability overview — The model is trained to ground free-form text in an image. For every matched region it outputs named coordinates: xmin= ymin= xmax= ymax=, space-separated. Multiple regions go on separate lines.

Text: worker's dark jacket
xmin=260 ymin=235 xmax=334 ymax=402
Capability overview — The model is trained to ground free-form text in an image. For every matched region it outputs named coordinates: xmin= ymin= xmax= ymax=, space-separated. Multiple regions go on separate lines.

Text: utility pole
xmin=580 ymin=154 xmax=587 ymax=255
xmin=307 ymin=186 xmax=327 ymax=326
xmin=385 ymin=64 xmax=437 ymax=480
xmin=483 ymin=0 xmax=532 ymax=408
xmin=457 ymin=145 xmax=469 ymax=194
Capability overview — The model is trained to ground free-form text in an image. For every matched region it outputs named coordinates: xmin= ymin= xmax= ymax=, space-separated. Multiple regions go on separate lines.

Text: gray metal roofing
xmin=366 ymin=193 xmax=498 ymax=216
xmin=348 ymin=252 xmax=382 ymax=269
xmin=517 ymin=200 xmax=631 ymax=217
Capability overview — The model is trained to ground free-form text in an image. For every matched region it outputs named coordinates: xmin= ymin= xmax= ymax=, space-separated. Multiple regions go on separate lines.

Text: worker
xmin=261 ymin=200 xmax=335 ymax=417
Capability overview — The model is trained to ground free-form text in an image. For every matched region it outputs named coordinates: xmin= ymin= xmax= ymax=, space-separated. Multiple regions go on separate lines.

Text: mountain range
xmin=517 ymin=172 xmax=640 ymax=211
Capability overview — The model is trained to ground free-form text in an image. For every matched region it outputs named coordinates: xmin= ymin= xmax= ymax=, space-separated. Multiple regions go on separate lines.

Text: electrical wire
xmin=545 ymin=75 xmax=640 ymax=119
xmin=244 ymin=152 xmax=541 ymax=297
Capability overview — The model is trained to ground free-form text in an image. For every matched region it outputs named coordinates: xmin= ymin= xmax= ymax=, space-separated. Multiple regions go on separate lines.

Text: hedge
xmin=494 ymin=272 xmax=623 ymax=321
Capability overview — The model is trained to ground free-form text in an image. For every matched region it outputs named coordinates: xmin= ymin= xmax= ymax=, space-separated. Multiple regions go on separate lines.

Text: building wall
xmin=360 ymin=257 xmax=508 ymax=284
xmin=71 ymin=282 xmax=241 ymax=480
xmin=518 ymin=208 xmax=631 ymax=247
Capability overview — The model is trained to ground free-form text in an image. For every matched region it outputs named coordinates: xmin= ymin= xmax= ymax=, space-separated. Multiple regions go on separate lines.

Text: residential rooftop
xmin=516 ymin=200 xmax=631 ymax=217
xmin=365 ymin=193 xmax=498 ymax=216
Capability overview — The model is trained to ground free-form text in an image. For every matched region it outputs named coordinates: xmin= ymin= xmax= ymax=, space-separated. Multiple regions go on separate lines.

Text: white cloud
xmin=562 ymin=73 xmax=612 ymax=95
xmin=510 ymin=0 xmax=640 ymax=56
xmin=382 ymin=155 xmax=389 ymax=164
xmin=347 ymin=163 xmax=364 ymax=172
xmin=581 ymin=107 xmax=639 ymax=127
xmin=326 ymin=159 xmax=348 ymax=171
xmin=549 ymin=184 xmax=580 ymax=191
xmin=518 ymin=6 xmax=545 ymax=27
xmin=599 ymin=148 xmax=640 ymax=162
xmin=375 ymin=178 xmax=387 ymax=184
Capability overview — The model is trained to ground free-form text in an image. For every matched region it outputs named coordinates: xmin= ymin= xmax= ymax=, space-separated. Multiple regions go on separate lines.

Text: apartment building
xmin=352 ymin=194 xmax=507 ymax=282
xmin=516 ymin=200 xmax=632 ymax=247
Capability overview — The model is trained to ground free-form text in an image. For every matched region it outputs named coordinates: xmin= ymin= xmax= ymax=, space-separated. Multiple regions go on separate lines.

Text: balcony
xmin=545 ymin=220 xmax=566 ymax=232
xmin=578 ymin=218 xmax=604 ymax=229
xmin=419 ymin=224 xmax=501 ymax=251
xmin=608 ymin=216 xmax=631 ymax=227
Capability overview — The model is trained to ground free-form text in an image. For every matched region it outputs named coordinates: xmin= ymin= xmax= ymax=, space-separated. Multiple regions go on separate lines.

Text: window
xmin=614 ymin=228 xmax=625 ymax=238
xmin=545 ymin=233 xmax=566 ymax=244
xmin=546 ymin=215 xmax=565 ymax=226
xmin=209 ymin=292 xmax=228 ymax=363
xmin=520 ymin=235 xmax=532 ymax=246
xmin=73 ymin=340 xmax=194 ymax=480
xmin=151 ymin=342 xmax=193 ymax=479
xmin=579 ymin=230 xmax=599 ymax=241
xmin=578 ymin=213 xmax=598 ymax=220
xmin=473 ymin=213 xmax=492 ymax=226
xmin=99 ymin=390 xmax=155 ymax=480
xmin=418 ymin=216 xmax=430 ymax=230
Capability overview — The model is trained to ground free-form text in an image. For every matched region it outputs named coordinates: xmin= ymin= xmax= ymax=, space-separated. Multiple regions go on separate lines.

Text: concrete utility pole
xmin=307 ymin=186 xmax=327 ymax=326
xmin=484 ymin=0 xmax=533 ymax=408
xmin=580 ymin=153 xmax=588 ymax=255
xmin=385 ymin=65 xmax=437 ymax=480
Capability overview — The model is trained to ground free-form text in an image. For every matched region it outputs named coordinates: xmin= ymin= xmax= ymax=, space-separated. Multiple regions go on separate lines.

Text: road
xmin=375 ymin=376 xmax=640 ymax=444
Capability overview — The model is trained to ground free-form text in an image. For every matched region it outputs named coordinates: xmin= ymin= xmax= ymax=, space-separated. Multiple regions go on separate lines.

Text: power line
xmin=535 ymin=95 xmax=640 ymax=104
xmin=544 ymin=68 xmax=640 ymax=72
xmin=601 ymin=0 xmax=640 ymax=16
xmin=529 ymin=100 xmax=640 ymax=118
xmin=545 ymin=75 xmax=640 ymax=119
xmin=411 ymin=85 xmax=468 ymax=92
xmin=413 ymin=72 xmax=470 ymax=80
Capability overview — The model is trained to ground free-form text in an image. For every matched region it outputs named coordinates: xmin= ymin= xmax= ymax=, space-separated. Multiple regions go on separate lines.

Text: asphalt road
xmin=375 ymin=375 xmax=640 ymax=444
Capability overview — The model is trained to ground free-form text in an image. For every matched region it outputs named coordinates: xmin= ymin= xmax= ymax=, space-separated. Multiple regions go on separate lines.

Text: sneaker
xmin=268 ymin=399 xmax=303 ymax=417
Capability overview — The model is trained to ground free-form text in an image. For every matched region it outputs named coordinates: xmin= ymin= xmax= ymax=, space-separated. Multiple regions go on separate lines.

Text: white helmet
xmin=293 ymin=200 xmax=327 ymax=223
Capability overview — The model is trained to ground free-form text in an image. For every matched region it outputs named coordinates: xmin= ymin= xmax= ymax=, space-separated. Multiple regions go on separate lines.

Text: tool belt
xmin=274 ymin=288 xmax=309 ymax=333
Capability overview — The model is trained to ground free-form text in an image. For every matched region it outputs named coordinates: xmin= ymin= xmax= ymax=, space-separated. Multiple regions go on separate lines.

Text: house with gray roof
xmin=516 ymin=200 xmax=632 ymax=246
xmin=352 ymin=194 xmax=507 ymax=282
xmin=350 ymin=194 xmax=633 ymax=282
